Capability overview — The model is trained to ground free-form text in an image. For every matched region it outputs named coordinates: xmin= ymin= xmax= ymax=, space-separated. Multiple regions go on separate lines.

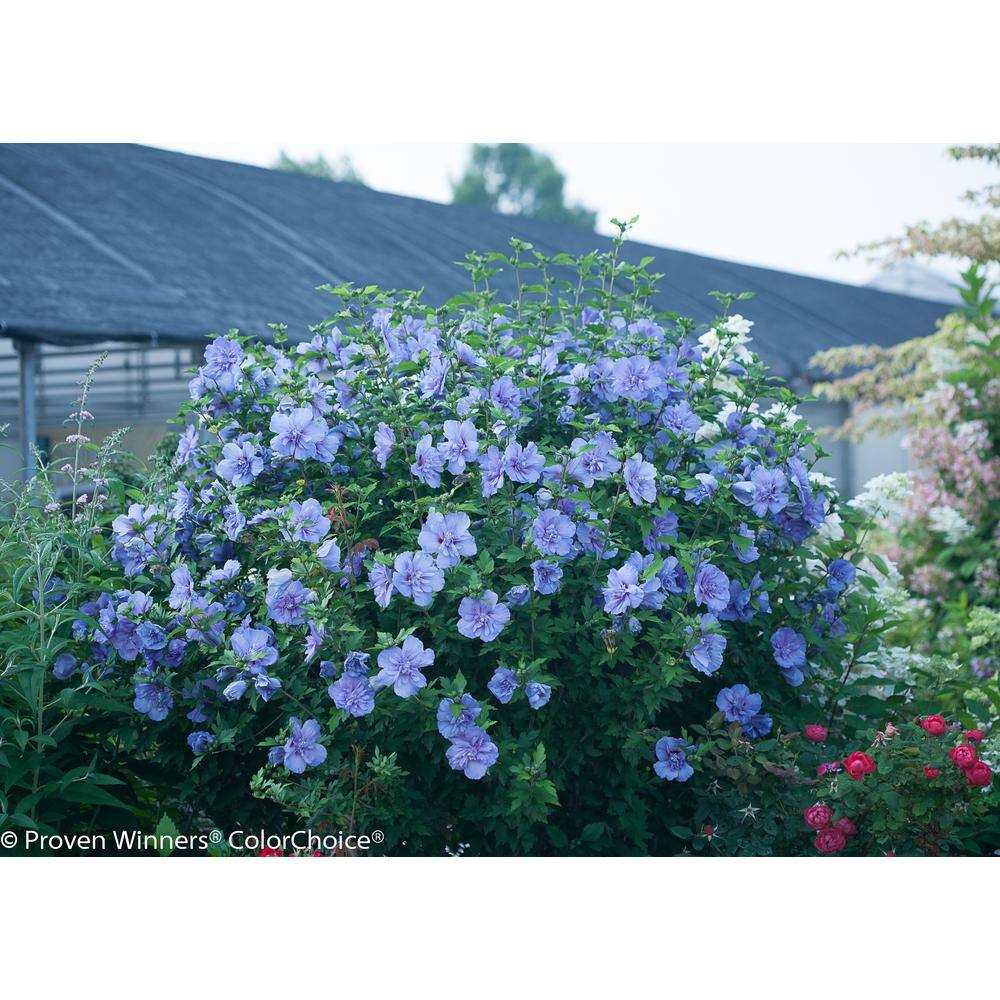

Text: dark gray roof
xmin=0 ymin=143 xmax=953 ymax=378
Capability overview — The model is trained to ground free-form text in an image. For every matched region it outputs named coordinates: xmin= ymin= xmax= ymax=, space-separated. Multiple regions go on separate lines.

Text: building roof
xmin=0 ymin=143 xmax=953 ymax=379
xmin=867 ymin=260 xmax=963 ymax=304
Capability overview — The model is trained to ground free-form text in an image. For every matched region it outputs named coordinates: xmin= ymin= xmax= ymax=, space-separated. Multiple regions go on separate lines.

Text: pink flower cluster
xmin=803 ymin=803 xmax=857 ymax=855
xmin=908 ymin=563 xmax=954 ymax=598
xmin=921 ymin=715 xmax=992 ymax=788
xmin=907 ymin=412 xmax=1000 ymax=523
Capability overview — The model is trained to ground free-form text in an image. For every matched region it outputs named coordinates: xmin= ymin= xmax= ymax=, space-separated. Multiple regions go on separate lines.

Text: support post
xmin=16 ymin=339 xmax=40 ymax=481
xmin=840 ymin=400 xmax=855 ymax=499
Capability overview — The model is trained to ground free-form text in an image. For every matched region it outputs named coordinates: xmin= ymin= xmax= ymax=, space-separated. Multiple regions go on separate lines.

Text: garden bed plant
xmin=6 ymin=222 xmax=994 ymax=854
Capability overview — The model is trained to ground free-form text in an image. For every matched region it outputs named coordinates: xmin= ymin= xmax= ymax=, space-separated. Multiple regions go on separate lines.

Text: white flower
xmin=697 ymin=329 xmax=723 ymax=358
xmin=763 ymin=402 xmax=801 ymax=431
xmin=853 ymin=644 xmax=946 ymax=686
xmin=694 ymin=419 xmax=722 ymax=443
xmin=698 ymin=321 xmax=753 ymax=366
xmin=955 ymin=420 xmax=989 ymax=450
xmin=927 ymin=505 xmax=975 ymax=545
xmin=809 ymin=471 xmax=836 ymax=488
xmin=968 ymin=323 xmax=998 ymax=347
xmin=713 ymin=374 xmax=743 ymax=395
xmin=858 ymin=554 xmax=912 ymax=616
xmin=817 ymin=511 xmax=844 ymax=542
xmin=864 ymin=553 xmax=903 ymax=588
xmin=694 ymin=401 xmax=761 ymax=442
xmin=978 ymin=733 xmax=1000 ymax=771
xmin=716 ymin=402 xmax=742 ymax=425
xmin=719 ymin=314 xmax=754 ymax=337
xmin=848 ymin=472 xmax=913 ymax=522
xmin=927 ymin=345 xmax=962 ymax=377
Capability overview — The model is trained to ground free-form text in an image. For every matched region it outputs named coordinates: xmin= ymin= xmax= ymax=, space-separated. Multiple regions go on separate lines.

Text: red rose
xmin=948 ymin=745 xmax=978 ymax=770
xmin=833 ymin=817 xmax=857 ymax=839
xmin=965 ymin=761 xmax=992 ymax=787
xmin=259 ymin=847 xmax=284 ymax=857
xmin=804 ymin=724 xmax=828 ymax=743
xmin=702 ymin=824 xmax=714 ymax=837
xmin=803 ymin=803 xmax=834 ymax=830
xmin=920 ymin=715 xmax=946 ymax=737
xmin=813 ymin=827 xmax=847 ymax=855
xmin=842 ymin=751 xmax=877 ymax=781
xmin=964 ymin=729 xmax=985 ymax=743
xmin=924 ymin=765 xmax=941 ymax=780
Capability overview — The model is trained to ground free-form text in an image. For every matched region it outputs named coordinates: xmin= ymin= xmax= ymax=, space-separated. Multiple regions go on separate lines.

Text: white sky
xmin=164 ymin=142 xmax=994 ymax=285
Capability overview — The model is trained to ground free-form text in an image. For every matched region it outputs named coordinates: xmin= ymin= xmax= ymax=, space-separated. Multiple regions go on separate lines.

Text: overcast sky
xmin=164 ymin=142 xmax=993 ymax=286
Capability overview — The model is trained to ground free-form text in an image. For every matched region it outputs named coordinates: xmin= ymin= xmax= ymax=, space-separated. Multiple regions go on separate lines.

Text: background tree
xmin=273 ymin=150 xmax=365 ymax=185
xmin=849 ymin=144 xmax=1000 ymax=269
xmin=450 ymin=143 xmax=597 ymax=229
xmin=815 ymin=143 xmax=1000 ymax=439
xmin=812 ymin=147 xmax=1000 ymax=709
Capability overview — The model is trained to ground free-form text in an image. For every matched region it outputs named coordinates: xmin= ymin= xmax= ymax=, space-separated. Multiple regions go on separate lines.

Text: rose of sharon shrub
xmin=63 ymin=231 xmax=886 ymax=854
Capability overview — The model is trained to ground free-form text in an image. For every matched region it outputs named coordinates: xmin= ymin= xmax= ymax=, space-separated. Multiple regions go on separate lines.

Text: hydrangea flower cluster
xmin=61 ymin=239 xmax=873 ymax=845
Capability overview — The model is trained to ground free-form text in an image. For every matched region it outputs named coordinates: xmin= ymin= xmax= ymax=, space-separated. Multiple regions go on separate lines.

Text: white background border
xmin=4 ymin=2 xmax=998 ymax=141
xmin=3 ymin=0 xmax=998 ymax=988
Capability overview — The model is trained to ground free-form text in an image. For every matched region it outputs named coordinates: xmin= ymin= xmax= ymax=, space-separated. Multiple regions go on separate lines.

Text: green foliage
xmin=273 ymin=150 xmax=365 ymax=185
xmin=802 ymin=199 xmax=1000 ymax=853
xmin=0 ymin=367 xmax=140 ymax=839
xmin=676 ymin=717 xmax=996 ymax=857
xmin=813 ymin=262 xmax=1000 ymax=810
xmin=451 ymin=143 xmax=597 ymax=229
xmin=71 ymin=227 xmax=903 ymax=856
xmin=0 ymin=361 xmax=277 ymax=851
xmin=3 ymin=227 xmax=995 ymax=856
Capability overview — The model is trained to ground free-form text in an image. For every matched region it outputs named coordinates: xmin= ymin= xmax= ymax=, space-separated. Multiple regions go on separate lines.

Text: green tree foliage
xmin=450 ymin=143 xmax=597 ymax=229
xmin=273 ymin=151 xmax=365 ymax=185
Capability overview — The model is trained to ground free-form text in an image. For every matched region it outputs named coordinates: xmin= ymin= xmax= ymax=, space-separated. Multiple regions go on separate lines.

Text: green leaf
xmin=154 ymin=815 xmax=180 ymax=857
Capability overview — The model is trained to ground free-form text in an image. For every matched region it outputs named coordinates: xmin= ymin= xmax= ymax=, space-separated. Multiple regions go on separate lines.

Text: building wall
xmin=798 ymin=400 xmax=854 ymax=493
xmin=798 ymin=400 xmax=912 ymax=498
xmin=0 ymin=420 xmax=175 ymax=492
xmin=0 ymin=338 xmax=197 ymax=488
xmin=848 ymin=415 xmax=912 ymax=494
